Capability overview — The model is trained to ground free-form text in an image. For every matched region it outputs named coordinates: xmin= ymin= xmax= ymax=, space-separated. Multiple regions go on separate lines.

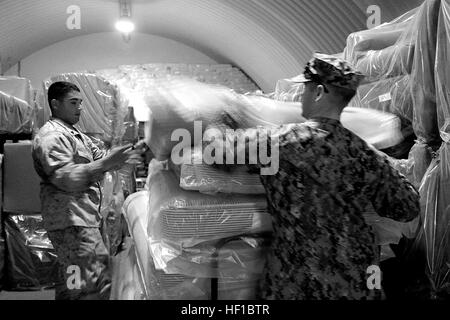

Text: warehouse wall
xmin=4 ymin=32 xmax=219 ymax=88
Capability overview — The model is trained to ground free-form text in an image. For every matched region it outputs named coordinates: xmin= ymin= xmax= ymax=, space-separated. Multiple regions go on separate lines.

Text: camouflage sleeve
xmin=34 ymin=132 xmax=106 ymax=192
xmin=368 ymin=155 xmax=421 ymax=222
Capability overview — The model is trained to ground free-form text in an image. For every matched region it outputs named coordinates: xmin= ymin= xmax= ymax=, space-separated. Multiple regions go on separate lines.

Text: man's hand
xmin=126 ymin=140 xmax=148 ymax=165
xmin=103 ymin=143 xmax=145 ymax=171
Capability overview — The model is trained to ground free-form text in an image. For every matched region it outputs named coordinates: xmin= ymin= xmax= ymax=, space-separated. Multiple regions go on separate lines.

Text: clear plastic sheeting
xmin=415 ymin=143 xmax=450 ymax=298
xmin=171 ymin=146 xmax=265 ymax=195
xmin=41 ymin=73 xmax=129 ymax=146
xmin=122 ymin=190 xmax=163 ymax=300
xmin=101 ymin=171 xmax=126 ymax=256
xmin=274 ymin=77 xmax=304 ymax=102
xmin=0 ymin=154 xmax=2 ymax=290
xmin=388 ymin=141 xmax=434 ymax=189
xmin=0 ymin=91 xmax=34 ymax=134
xmin=145 ymin=78 xmax=407 ymax=161
xmin=344 ymin=0 xmax=442 ymax=145
xmin=119 ymin=160 xmax=273 ymax=299
xmin=110 ymin=239 xmax=146 ymax=300
xmin=144 ymin=78 xmax=237 ymax=160
xmin=363 ymin=211 xmax=420 ymax=262
xmin=343 ymin=8 xmax=417 ymax=66
xmin=4 ymin=214 xmax=58 ymax=290
xmin=351 ymin=75 xmax=413 ymax=122
xmin=341 ymin=107 xmax=404 ymax=150
xmin=146 ymin=167 xmax=271 ymax=248
xmin=436 ymin=0 xmax=450 ymax=142
xmin=0 ymin=76 xmax=33 ymax=105
xmin=122 ymin=187 xmax=270 ymax=300
xmin=0 ymin=236 xmax=4 ymax=290
xmin=153 ymin=237 xmax=269 ymax=300
xmin=144 ymin=78 xmax=307 ymax=160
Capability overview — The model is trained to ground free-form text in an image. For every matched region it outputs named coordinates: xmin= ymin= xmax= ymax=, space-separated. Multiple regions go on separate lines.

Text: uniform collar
xmin=51 ymin=118 xmax=82 ymax=137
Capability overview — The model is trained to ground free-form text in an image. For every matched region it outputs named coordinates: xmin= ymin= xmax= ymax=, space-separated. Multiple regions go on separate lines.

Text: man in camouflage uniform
xmin=32 ymin=82 xmax=145 ymax=299
xmin=205 ymin=53 xmax=421 ymax=299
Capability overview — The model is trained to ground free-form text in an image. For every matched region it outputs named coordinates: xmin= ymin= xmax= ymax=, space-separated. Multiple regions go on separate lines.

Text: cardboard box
xmin=3 ymin=141 xmax=41 ymax=213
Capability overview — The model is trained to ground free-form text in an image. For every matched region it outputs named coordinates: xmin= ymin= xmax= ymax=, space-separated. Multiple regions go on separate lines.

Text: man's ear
xmin=315 ymin=85 xmax=325 ymax=102
xmin=50 ymin=99 xmax=59 ymax=112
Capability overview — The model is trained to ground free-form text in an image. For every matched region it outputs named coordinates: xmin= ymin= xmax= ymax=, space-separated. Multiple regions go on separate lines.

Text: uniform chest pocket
xmin=73 ymin=144 xmax=93 ymax=164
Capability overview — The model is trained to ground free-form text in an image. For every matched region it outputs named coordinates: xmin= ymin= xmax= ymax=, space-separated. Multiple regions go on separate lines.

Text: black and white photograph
xmin=0 ymin=0 xmax=448 ymax=309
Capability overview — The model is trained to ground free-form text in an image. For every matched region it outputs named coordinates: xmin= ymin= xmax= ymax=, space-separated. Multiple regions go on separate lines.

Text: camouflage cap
xmin=291 ymin=52 xmax=364 ymax=92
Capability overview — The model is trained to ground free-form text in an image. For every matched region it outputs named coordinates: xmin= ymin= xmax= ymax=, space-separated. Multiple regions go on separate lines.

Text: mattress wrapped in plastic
xmin=0 ymin=90 xmax=34 ymax=134
xmin=152 ymin=236 xmax=268 ymax=300
xmin=411 ymin=0 xmax=450 ymax=298
xmin=0 ymin=76 xmax=33 ymax=105
xmin=410 ymin=0 xmax=441 ymax=144
xmin=344 ymin=8 xmax=417 ymax=63
xmin=4 ymin=214 xmax=58 ymax=290
xmin=345 ymin=0 xmax=441 ymax=144
xmin=351 ymin=75 xmax=413 ymax=121
xmin=170 ymin=146 xmax=265 ymax=195
xmin=146 ymin=166 xmax=271 ymax=248
xmin=122 ymin=187 xmax=269 ymax=300
xmin=436 ymin=0 xmax=450 ymax=142
xmin=144 ymin=78 xmax=307 ymax=160
xmin=353 ymin=43 xmax=415 ymax=83
xmin=41 ymin=73 xmax=129 ymax=145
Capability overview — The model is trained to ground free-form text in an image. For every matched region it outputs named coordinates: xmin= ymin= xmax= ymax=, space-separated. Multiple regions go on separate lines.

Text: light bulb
xmin=115 ymin=17 xmax=135 ymax=33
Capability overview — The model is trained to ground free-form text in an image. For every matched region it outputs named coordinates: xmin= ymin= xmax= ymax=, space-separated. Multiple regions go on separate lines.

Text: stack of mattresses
xmin=343 ymin=0 xmax=450 ymax=298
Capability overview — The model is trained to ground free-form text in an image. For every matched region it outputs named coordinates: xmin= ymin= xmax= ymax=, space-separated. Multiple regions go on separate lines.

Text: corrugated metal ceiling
xmin=0 ymin=0 xmax=424 ymax=91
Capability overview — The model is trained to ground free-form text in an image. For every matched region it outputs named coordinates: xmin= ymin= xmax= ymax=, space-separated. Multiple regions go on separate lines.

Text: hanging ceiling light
xmin=116 ymin=0 xmax=135 ymax=40
xmin=115 ymin=17 xmax=135 ymax=33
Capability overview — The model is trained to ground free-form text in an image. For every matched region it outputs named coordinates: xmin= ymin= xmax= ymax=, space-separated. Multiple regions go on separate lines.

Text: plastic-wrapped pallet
xmin=413 ymin=144 xmax=450 ymax=298
xmin=414 ymin=0 xmax=450 ymax=298
xmin=0 ymin=154 xmax=3 ymax=290
xmin=351 ymin=75 xmax=413 ymax=122
xmin=0 ymin=90 xmax=34 ymax=134
xmin=0 ymin=76 xmax=33 ymax=105
xmin=146 ymin=166 xmax=271 ymax=249
xmin=344 ymin=8 xmax=417 ymax=63
xmin=4 ymin=214 xmax=58 ymax=290
xmin=122 ymin=184 xmax=270 ymax=300
xmin=41 ymin=73 xmax=129 ymax=146
xmin=344 ymin=0 xmax=441 ymax=145
xmin=3 ymin=141 xmax=41 ymax=213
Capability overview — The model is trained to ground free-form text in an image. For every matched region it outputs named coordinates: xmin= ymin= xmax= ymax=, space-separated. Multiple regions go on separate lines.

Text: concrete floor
xmin=0 ymin=289 xmax=55 ymax=300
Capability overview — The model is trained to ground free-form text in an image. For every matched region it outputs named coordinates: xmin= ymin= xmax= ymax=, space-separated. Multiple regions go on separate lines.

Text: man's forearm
xmin=50 ymin=158 xmax=114 ymax=192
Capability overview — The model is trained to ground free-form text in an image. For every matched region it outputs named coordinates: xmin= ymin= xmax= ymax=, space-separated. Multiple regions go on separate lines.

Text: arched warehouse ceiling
xmin=0 ymin=0 xmax=424 ymax=92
